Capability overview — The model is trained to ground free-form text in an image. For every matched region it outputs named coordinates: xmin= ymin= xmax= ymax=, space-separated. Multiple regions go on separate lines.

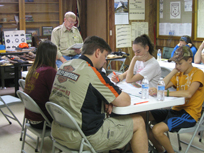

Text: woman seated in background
xmin=171 ymin=35 xmax=197 ymax=63
xmin=24 ymin=40 xmax=57 ymax=129
xmin=111 ymin=34 xmax=161 ymax=88
xmin=194 ymin=41 xmax=204 ymax=64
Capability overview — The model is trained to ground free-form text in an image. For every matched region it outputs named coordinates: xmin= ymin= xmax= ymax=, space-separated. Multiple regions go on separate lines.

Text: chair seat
xmin=178 ymin=123 xmax=204 ymax=134
xmin=0 ymin=95 xmax=21 ymax=108
xmin=25 ymin=123 xmax=51 ymax=138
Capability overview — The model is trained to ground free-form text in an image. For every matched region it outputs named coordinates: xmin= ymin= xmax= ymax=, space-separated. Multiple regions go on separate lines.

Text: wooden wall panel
xmin=87 ymin=0 xmax=107 ymax=41
xmin=107 ymin=0 xmax=157 ymax=71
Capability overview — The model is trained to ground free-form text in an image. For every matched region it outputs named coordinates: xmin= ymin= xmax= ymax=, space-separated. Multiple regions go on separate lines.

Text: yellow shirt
xmin=171 ymin=67 xmax=204 ymax=121
xmin=51 ymin=23 xmax=83 ymax=58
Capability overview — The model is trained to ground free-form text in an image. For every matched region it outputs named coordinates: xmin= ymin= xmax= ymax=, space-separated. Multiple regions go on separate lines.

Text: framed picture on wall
xmin=42 ymin=26 xmax=53 ymax=36
xmin=26 ymin=28 xmax=40 ymax=36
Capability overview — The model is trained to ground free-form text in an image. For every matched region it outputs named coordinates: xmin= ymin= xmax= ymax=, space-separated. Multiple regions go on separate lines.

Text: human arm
xmin=111 ymin=71 xmax=127 ymax=83
xmin=165 ymin=81 xmax=200 ymax=99
xmin=163 ymin=68 xmax=178 ymax=89
xmin=111 ymin=91 xmax=131 ymax=107
xmin=125 ymin=56 xmax=145 ymax=83
xmin=149 ymin=81 xmax=200 ymax=99
xmin=194 ymin=41 xmax=204 ymax=64
xmin=149 ymin=68 xmax=178 ymax=96
xmin=171 ymin=45 xmax=179 ymax=57
xmin=104 ymin=91 xmax=130 ymax=115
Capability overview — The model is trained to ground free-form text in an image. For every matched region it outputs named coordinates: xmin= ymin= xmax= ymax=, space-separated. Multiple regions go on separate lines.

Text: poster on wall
xmin=131 ymin=22 xmax=148 ymax=41
xmin=4 ymin=30 xmax=26 ymax=51
xmin=170 ymin=1 xmax=181 ymax=19
xmin=184 ymin=0 xmax=192 ymax=12
xmin=114 ymin=0 xmax=129 ymax=25
xmin=129 ymin=0 xmax=145 ymax=20
xmin=160 ymin=0 xmax=164 ymax=18
xmin=116 ymin=25 xmax=131 ymax=48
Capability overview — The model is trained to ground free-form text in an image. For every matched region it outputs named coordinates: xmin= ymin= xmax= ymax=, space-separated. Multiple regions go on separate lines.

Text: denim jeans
xmin=56 ymin=54 xmax=81 ymax=68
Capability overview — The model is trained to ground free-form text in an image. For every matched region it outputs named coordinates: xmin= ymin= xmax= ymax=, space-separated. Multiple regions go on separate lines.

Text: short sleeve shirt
xmin=51 ymin=23 xmax=83 ymax=58
xmin=171 ymin=67 xmax=204 ymax=121
xmin=49 ymin=55 xmax=122 ymax=136
xmin=133 ymin=57 xmax=161 ymax=87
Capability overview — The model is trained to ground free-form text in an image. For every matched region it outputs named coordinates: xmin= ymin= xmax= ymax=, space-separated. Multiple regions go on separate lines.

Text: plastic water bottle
xmin=157 ymin=49 xmax=161 ymax=62
xmin=141 ymin=76 xmax=149 ymax=99
xmin=157 ymin=78 xmax=165 ymax=101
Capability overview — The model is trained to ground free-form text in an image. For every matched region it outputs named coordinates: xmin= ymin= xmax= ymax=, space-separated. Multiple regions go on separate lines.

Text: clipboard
xmin=68 ymin=43 xmax=83 ymax=50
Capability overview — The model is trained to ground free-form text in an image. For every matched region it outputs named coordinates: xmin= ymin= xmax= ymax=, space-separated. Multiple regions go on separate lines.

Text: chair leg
xmin=177 ymin=133 xmax=182 ymax=151
xmin=52 ymin=140 xmax=55 ymax=153
xmin=20 ymin=116 xmax=26 ymax=141
xmin=39 ymin=121 xmax=47 ymax=153
xmin=21 ymin=125 xmax=27 ymax=152
xmin=0 ymin=108 xmax=12 ymax=124
xmin=199 ymin=131 xmax=203 ymax=142
xmin=35 ymin=137 xmax=39 ymax=152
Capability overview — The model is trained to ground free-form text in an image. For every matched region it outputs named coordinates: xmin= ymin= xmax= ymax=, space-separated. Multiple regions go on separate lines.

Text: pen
xmin=113 ymin=71 xmax=120 ymax=82
xmin=134 ymin=101 xmax=148 ymax=105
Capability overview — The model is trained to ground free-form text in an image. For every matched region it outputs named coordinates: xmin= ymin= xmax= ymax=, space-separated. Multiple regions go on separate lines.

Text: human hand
xmin=201 ymin=41 xmax=204 ymax=49
xmin=173 ymin=67 xmax=179 ymax=73
xmin=74 ymin=49 xmax=81 ymax=54
xmin=105 ymin=103 xmax=113 ymax=116
xmin=134 ymin=54 xmax=146 ymax=61
xmin=187 ymin=43 xmax=192 ymax=47
xmin=60 ymin=56 xmax=67 ymax=63
xmin=149 ymin=87 xmax=157 ymax=96
xmin=111 ymin=74 xmax=120 ymax=83
xmin=178 ymin=43 xmax=181 ymax=46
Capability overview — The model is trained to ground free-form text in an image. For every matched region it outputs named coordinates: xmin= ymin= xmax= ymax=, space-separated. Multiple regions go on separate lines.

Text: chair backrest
xmin=46 ymin=102 xmax=96 ymax=152
xmin=46 ymin=102 xmax=81 ymax=131
xmin=18 ymin=79 xmax=26 ymax=90
xmin=161 ymin=67 xmax=171 ymax=78
xmin=163 ymin=47 xmax=174 ymax=59
xmin=17 ymin=90 xmax=51 ymax=126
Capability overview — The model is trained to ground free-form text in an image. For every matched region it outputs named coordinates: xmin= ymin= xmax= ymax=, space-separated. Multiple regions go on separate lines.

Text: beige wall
xmin=87 ymin=0 xmax=107 ymax=41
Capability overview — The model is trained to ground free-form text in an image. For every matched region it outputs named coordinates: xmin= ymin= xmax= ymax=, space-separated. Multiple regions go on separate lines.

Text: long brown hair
xmin=26 ymin=40 xmax=57 ymax=82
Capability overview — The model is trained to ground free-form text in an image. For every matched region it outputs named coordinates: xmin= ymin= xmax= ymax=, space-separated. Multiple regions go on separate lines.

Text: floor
xmin=0 ymin=87 xmax=204 ymax=153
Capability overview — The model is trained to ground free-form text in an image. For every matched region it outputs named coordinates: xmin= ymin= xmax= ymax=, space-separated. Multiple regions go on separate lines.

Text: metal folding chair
xmin=0 ymin=95 xmax=22 ymax=127
xmin=18 ymin=79 xmax=26 ymax=90
xmin=46 ymin=102 xmax=96 ymax=153
xmin=173 ymin=110 xmax=204 ymax=153
xmin=17 ymin=90 xmax=51 ymax=153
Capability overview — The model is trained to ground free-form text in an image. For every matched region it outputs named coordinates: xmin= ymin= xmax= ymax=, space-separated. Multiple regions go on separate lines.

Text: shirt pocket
xmin=72 ymin=35 xmax=80 ymax=43
xmin=59 ymin=39 xmax=68 ymax=51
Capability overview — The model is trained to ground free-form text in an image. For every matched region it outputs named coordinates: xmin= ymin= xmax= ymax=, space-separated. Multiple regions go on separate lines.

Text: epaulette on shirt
xmin=52 ymin=25 xmax=63 ymax=32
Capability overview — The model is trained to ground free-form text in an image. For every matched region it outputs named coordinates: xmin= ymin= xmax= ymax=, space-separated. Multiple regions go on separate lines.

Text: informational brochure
xmin=68 ymin=43 xmax=83 ymax=50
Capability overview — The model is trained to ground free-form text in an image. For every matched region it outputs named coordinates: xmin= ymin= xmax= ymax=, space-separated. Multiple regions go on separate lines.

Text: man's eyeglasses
xmin=67 ymin=20 xmax=77 ymax=24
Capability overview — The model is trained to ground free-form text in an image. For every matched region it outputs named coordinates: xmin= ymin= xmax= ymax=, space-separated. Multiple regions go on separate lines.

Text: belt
xmin=67 ymin=55 xmax=75 ymax=57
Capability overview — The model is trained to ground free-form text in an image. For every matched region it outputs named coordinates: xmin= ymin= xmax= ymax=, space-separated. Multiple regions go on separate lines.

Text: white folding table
xmin=112 ymin=81 xmax=185 ymax=152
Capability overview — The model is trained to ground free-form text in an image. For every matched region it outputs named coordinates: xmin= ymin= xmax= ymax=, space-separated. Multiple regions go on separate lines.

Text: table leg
xmin=14 ymin=64 xmax=20 ymax=97
xmin=0 ymin=66 xmax=6 ymax=89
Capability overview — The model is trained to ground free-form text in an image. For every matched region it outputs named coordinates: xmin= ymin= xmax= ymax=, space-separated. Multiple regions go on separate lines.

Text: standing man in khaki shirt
xmin=51 ymin=11 xmax=83 ymax=68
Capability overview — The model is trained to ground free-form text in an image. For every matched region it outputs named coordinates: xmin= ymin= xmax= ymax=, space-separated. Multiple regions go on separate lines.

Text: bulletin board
xmin=193 ymin=0 xmax=204 ymax=41
xmin=157 ymin=0 xmax=193 ymax=39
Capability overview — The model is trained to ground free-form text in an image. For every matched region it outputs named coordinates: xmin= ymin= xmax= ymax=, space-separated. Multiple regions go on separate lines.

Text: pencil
xmin=134 ymin=101 xmax=148 ymax=105
xmin=113 ymin=71 xmax=120 ymax=82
